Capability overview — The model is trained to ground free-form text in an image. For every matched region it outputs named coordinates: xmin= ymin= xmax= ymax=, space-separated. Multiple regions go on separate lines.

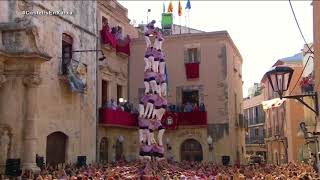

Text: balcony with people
xmin=100 ymin=18 xmax=131 ymax=56
xmin=99 ymin=100 xmax=207 ymax=129
xmin=99 ymin=98 xmax=138 ymax=128
xmin=300 ymin=73 xmax=314 ymax=94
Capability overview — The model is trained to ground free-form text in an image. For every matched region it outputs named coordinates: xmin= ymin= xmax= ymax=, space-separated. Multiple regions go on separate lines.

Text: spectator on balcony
xmin=102 ymin=18 xmax=110 ymax=32
xmin=193 ymin=103 xmax=200 ymax=112
xmin=123 ymin=101 xmax=131 ymax=113
xmin=184 ymin=102 xmax=193 ymax=112
xmin=111 ymin=27 xmax=117 ymax=36
xmin=106 ymin=99 xmax=117 ymax=110
xmin=115 ymin=26 xmax=123 ymax=40
xmin=199 ymin=103 xmax=206 ymax=112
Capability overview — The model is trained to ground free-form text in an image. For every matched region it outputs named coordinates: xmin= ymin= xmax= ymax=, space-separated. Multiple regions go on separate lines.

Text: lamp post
xmin=207 ymin=136 xmax=213 ymax=162
xmin=119 ymin=98 xmax=124 ymax=103
xmin=265 ymin=65 xmax=318 ymax=166
xmin=265 ymin=66 xmax=318 ymax=116
xmin=207 ymin=136 xmax=213 ymax=151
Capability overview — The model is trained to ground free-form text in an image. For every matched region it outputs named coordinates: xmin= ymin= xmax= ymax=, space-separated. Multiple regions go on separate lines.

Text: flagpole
xmin=188 ymin=9 xmax=190 ymax=33
xmin=179 ymin=16 xmax=181 ymax=34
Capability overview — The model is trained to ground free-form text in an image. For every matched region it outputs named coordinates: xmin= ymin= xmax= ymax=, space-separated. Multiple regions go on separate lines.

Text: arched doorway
xmin=99 ymin=137 xmax=108 ymax=163
xmin=46 ymin=132 xmax=67 ymax=165
xmin=180 ymin=139 xmax=203 ymax=162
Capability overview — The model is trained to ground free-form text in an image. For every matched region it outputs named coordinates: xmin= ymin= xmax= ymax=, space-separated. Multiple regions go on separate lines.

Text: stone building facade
xmin=261 ymin=55 xmax=305 ymax=164
xmin=314 ymin=1 xmax=320 ymax=122
xmin=0 ymin=0 xmax=97 ymax=172
xmin=243 ymin=86 xmax=267 ymax=161
xmin=129 ymin=31 xmax=246 ymax=164
xmin=96 ymin=0 xmax=139 ymax=163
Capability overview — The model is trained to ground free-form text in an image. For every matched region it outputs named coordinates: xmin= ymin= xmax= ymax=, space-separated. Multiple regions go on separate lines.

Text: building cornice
xmin=98 ymin=1 xmax=130 ymax=24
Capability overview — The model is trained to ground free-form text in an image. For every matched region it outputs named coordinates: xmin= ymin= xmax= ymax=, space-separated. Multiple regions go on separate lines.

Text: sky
xmin=118 ymin=0 xmax=313 ymax=97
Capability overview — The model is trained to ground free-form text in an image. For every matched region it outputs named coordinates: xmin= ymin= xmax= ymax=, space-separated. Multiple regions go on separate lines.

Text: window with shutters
xmin=61 ymin=33 xmax=73 ymax=75
xmin=185 ymin=48 xmax=200 ymax=63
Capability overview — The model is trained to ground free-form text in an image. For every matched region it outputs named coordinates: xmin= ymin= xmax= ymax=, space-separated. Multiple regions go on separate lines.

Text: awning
xmin=262 ymin=98 xmax=286 ymax=110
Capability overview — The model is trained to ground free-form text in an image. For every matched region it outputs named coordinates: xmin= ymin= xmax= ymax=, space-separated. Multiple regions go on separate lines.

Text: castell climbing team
xmin=138 ymin=20 xmax=168 ymax=161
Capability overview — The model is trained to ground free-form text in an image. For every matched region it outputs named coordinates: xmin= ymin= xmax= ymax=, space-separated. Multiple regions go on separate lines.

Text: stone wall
xmin=129 ymin=32 xmax=245 ymax=164
xmin=0 ymin=0 xmax=97 ymax=169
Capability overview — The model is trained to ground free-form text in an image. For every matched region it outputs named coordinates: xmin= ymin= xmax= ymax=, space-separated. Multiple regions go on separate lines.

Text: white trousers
xmin=161 ymin=83 xmax=167 ymax=97
xmin=139 ymin=129 xmax=147 ymax=143
xmin=144 ymin=81 xmax=150 ymax=94
xmin=150 ymin=80 xmax=157 ymax=94
xmin=139 ymin=104 xmax=145 ymax=117
xmin=148 ymin=56 xmax=154 ymax=69
xmin=152 ymin=60 xmax=159 ymax=73
xmin=157 ymin=84 xmax=162 ymax=95
xmin=144 ymin=36 xmax=151 ymax=47
xmin=158 ymin=129 xmax=165 ymax=146
xmin=156 ymin=108 xmax=166 ymax=121
xmin=147 ymin=130 xmax=154 ymax=145
xmin=144 ymin=102 xmax=154 ymax=119
xmin=144 ymin=57 xmax=151 ymax=71
xmin=159 ymin=62 xmax=166 ymax=75
xmin=152 ymin=108 xmax=159 ymax=119
xmin=154 ymin=39 xmax=163 ymax=50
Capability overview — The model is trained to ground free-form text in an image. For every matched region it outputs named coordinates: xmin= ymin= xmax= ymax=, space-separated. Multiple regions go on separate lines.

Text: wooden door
xmin=181 ymin=139 xmax=203 ymax=162
xmin=46 ymin=132 xmax=67 ymax=166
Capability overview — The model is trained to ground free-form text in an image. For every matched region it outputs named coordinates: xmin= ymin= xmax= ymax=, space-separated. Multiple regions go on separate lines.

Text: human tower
xmin=138 ymin=20 xmax=167 ymax=161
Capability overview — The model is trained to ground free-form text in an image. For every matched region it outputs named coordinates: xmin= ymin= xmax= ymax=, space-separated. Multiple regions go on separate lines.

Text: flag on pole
xmin=168 ymin=1 xmax=173 ymax=13
xmin=185 ymin=0 xmax=191 ymax=9
xmin=163 ymin=2 xmax=165 ymax=13
xmin=178 ymin=0 xmax=182 ymax=16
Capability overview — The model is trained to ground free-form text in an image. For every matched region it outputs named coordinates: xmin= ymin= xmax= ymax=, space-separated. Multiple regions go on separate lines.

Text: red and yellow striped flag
xmin=178 ymin=0 xmax=182 ymax=16
xmin=168 ymin=1 xmax=173 ymax=13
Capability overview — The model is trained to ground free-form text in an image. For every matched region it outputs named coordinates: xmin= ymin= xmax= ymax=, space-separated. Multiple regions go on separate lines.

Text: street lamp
xmin=207 ymin=136 xmax=213 ymax=151
xmin=265 ymin=66 xmax=319 ymax=116
xmin=119 ymin=98 xmax=124 ymax=103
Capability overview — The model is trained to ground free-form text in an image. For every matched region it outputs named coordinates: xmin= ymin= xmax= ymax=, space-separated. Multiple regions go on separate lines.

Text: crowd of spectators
xmin=6 ymin=160 xmax=319 ymax=180
xmin=103 ymin=99 xmax=134 ymax=113
xmin=102 ymin=99 xmax=206 ymax=115
xmin=168 ymin=102 xmax=206 ymax=113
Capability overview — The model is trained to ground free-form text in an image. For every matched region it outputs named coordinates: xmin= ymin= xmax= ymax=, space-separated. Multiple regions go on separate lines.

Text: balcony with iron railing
xmin=100 ymin=26 xmax=131 ymax=57
xmin=99 ymin=108 xmax=207 ymax=129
